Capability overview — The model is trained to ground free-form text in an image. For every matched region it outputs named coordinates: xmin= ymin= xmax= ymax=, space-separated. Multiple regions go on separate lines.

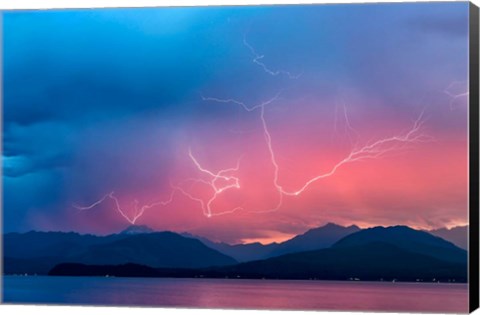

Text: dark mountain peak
xmin=3 ymin=229 xmax=237 ymax=275
xmin=248 ymin=242 xmax=265 ymax=246
xmin=312 ymin=222 xmax=359 ymax=232
xmin=120 ymin=225 xmax=155 ymax=235
xmin=370 ymin=225 xmax=455 ymax=240
xmin=335 ymin=225 xmax=433 ymax=244
xmin=333 ymin=225 xmax=467 ymax=264
xmin=387 ymin=225 xmax=414 ymax=230
xmin=347 ymin=224 xmax=361 ymax=230
xmin=299 ymin=223 xmax=361 ymax=238
xmin=359 ymin=225 xmax=427 ymax=234
xmin=211 ymin=240 xmax=467 ymax=282
xmin=79 ymin=231 xmax=237 ymax=268
xmin=322 ymin=222 xmax=342 ymax=228
xmin=120 ymin=231 xmax=199 ymax=245
xmin=317 ymin=222 xmax=360 ymax=231
xmin=265 ymin=222 xmax=361 ymax=258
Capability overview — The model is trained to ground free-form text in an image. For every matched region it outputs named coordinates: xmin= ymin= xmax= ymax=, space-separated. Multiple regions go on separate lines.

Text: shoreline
xmin=2 ymin=274 xmax=469 ymax=285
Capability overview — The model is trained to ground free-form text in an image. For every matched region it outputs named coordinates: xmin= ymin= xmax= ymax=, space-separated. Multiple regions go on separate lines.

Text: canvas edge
xmin=0 ymin=2 xmax=476 ymax=313
xmin=0 ymin=10 xmax=4 ymax=305
xmin=469 ymin=1 xmax=480 ymax=313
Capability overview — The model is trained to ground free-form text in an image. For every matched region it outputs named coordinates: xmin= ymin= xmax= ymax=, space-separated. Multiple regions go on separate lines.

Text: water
xmin=2 ymin=276 xmax=468 ymax=313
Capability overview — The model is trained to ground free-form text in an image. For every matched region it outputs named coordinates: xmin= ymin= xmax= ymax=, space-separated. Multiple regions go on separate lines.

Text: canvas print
xmin=1 ymin=1 xmax=478 ymax=313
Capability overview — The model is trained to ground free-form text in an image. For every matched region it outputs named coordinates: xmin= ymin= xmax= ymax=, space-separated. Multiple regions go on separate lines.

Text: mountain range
xmin=3 ymin=230 xmax=235 ymax=275
xmin=3 ymin=223 xmax=468 ymax=282
xmin=182 ymin=223 xmax=360 ymax=262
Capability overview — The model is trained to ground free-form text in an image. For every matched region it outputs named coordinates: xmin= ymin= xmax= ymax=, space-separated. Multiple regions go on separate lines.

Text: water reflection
xmin=3 ymin=276 xmax=468 ymax=313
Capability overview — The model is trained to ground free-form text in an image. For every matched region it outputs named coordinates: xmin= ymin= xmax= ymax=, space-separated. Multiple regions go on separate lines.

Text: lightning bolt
xmin=276 ymin=110 xmax=432 ymax=196
xmin=76 ymin=97 xmax=431 ymax=221
xmin=444 ymin=81 xmax=469 ymax=109
xmin=203 ymin=93 xmax=432 ymax=210
xmin=75 ymin=35 xmax=434 ymax=223
xmin=201 ymin=91 xmax=282 ymax=113
xmin=73 ymin=190 xmax=176 ymax=225
xmin=174 ymin=148 xmax=244 ymax=217
xmin=243 ymin=35 xmax=302 ymax=80
xmin=334 ymin=98 xmax=359 ymax=143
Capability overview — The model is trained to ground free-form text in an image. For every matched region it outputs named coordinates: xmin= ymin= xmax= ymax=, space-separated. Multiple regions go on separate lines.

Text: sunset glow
xmin=3 ymin=3 xmax=469 ymax=244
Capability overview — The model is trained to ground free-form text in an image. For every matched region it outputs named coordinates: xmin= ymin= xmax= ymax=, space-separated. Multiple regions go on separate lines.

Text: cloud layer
xmin=2 ymin=3 xmax=470 ymax=243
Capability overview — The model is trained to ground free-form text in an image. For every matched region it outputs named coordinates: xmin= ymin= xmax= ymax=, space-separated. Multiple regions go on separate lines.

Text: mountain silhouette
xmin=333 ymin=225 xmax=467 ymax=263
xmin=3 ymin=231 xmax=236 ymax=274
xmin=73 ymin=232 xmax=237 ymax=268
xmin=184 ymin=223 xmax=360 ymax=261
xmin=49 ymin=239 xmax=467 ymax=282
xmin=269 ymin=223 xmax=360 ymax=257
xmin=212 ymin=241 xmax=466 ymax=281
xmin=182 ymin=233 xmax=280 ymax=262
xmin=5 ymin=225 xmax=467 ymax=281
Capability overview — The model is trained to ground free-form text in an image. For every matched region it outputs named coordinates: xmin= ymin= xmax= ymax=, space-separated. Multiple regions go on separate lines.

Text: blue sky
xmin=2 ymin=3 xmax=470 ymax=242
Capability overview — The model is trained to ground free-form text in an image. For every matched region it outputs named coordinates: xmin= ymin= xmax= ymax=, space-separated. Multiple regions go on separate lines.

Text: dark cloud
xmin=2 ymin=3 xmax=469 ymax=235
xmin=3 ymin=121 xmax=73 ymax=177
xmin=3 ymin=152 xmax=70 ymax=178
xmin=3 ymin=9 xmax=252 ymax=128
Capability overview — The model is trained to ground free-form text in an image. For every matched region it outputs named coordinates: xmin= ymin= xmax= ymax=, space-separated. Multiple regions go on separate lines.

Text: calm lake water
xmin=2 ymin=276 xmax=468 ymax=313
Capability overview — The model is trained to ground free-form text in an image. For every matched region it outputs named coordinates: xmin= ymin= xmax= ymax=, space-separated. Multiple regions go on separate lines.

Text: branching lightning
xmin=201 ymin=92 xmax=282 ymax=113
xmin=243 ymin=35 xmax=302 ymax=80
xmin=196 ymin=37 xmax=432 ymax=212
xmin=274 ymin=110 xmax=432 ymax=197
xmin=73 ymin=190 xmax=176 ymax=225
xmin=174 ymin=148 xmax=244 ymax=217
xmin=203 ymin=93 xmax=432 ymax=210
xmin=444 ymin=81 xmax=469 ymax=109
xmin=75 ymin=35 xmax=434 ymax=224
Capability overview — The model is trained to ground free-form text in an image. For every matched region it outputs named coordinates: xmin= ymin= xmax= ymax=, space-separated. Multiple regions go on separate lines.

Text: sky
xmin=2 ymin=2 xmax=471 ymax=244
